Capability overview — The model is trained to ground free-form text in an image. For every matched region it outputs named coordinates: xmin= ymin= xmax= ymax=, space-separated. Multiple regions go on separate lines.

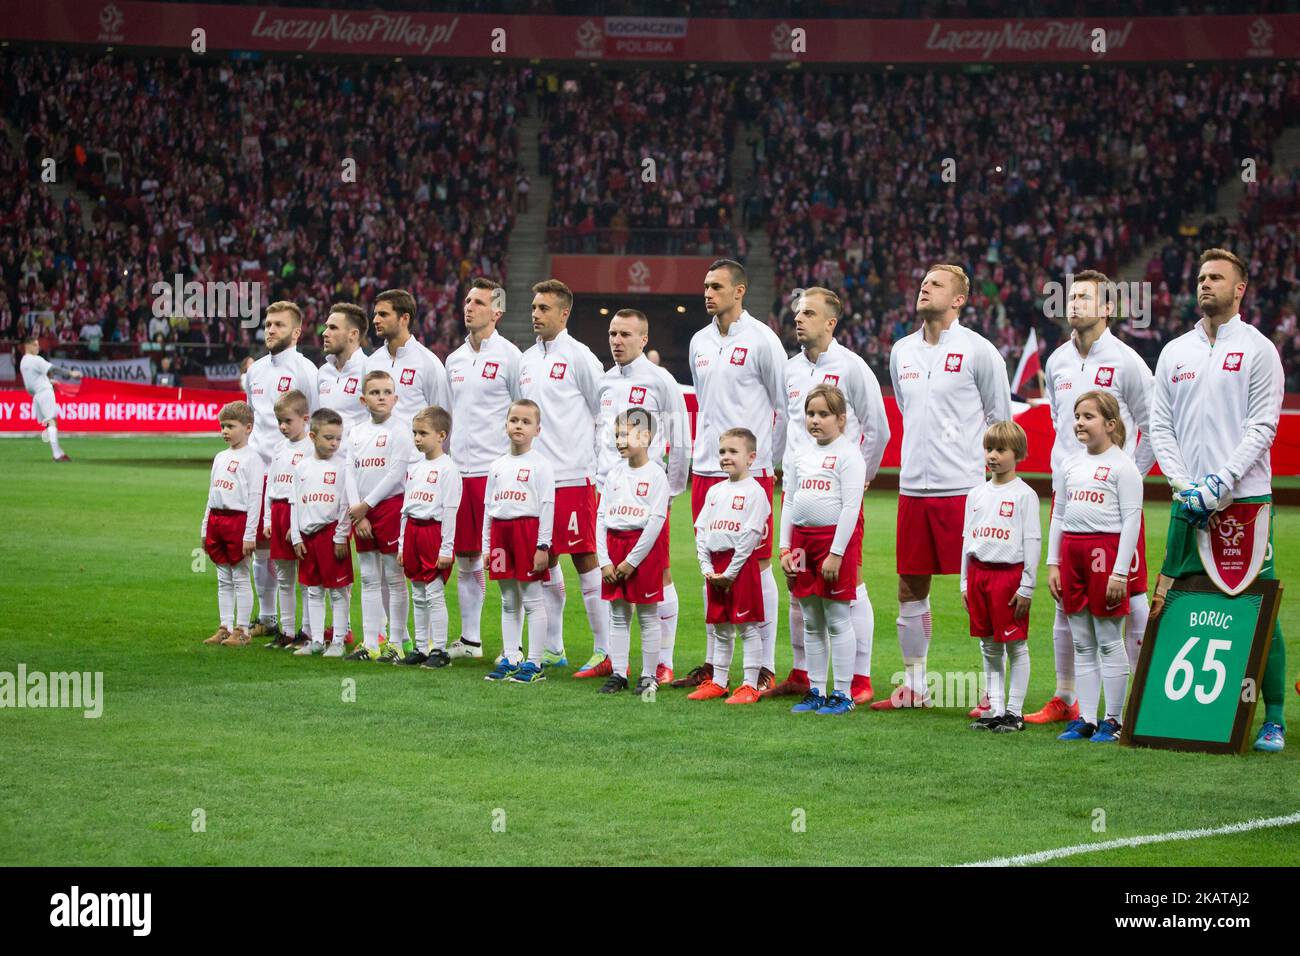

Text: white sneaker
xmin=295 ymin=642 xmax=325 ymax=657
xmin=322 ymin=642 xmax=345 ymax=658
xmin=447 ymin=638 xmax=483 ymax=660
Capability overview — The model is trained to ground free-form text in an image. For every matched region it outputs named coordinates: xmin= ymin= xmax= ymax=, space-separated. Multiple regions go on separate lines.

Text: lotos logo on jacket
xmin=549 ymin=362 xmax=568 ymax=380
xmin=277 ymin=376 xmax=292 ymax=392
xmin=1000 ymin=501 xmax=1014 ymax=517
xmin=516 ymin=468 xmax=531 ymax=482
xmin=344 ymin=377 xmax=358 ymax=394
xmin=482 ymin=361 xmax=500 ymax=379
xmin=1093 ymin=466 xmax=1110 ymax=481
xmin=822 ymin=373 xmax=840 ymax=387
xmin=400 ymin=368 xmax=416 ymax=386
xmin=732 ymin=495 xmax=746 ymax=510
xmin=628 ymin=386 xmax=647 ymax=405
xmin=730 ymin=347 xmax=748 ymax=366
xmin=944 ymin=353 xmax=963 ymax=373
xmin=1094 ymin=366 xmax=1115 ymax=387
xmin=324 ymin=471 xmax=336 ymax=485
xmin=1223 ymin=352 xmax=1244 ymax=372
xmin=636 ymin=482 xmax=649 ymax=496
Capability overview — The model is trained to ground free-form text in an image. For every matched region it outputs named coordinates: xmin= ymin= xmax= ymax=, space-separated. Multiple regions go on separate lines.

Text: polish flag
xmin=1012 ymin=328 xmax=1041 ymax=397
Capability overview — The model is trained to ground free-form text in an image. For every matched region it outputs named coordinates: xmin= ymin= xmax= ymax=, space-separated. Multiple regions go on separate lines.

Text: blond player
xmin=261 ymin=390 xmax=313 ymax=649
xmin=19 ymin=337 xmax=80 ymax=461
xmin=366 ymin=289 xmax=451 ymax=433
xmin=445 ymin=278 xmax=522 ymax=661
xmin=877 ymin=264 xmax=1012 ymax=711
xmin=676 ymin=259 xmax=788 ymax=693
xmin=593 ymin=308 xmax=689 ymax=683
xmin=519 ymin=279 xmax=606 ymax=673
xmin=200 ymin=401 xmax=265 ymax=646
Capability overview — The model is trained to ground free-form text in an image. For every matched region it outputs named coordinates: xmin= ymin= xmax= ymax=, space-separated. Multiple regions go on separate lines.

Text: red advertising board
xmin=0 ymin=378 xmax=236 ymax=434
xmin=1 ymin=3 xmax=1295 ymax=64
xmin=550 ymin=256 xmax=717 ymax=296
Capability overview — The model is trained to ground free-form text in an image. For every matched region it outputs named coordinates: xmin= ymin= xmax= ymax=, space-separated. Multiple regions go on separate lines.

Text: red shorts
xmin=789 ymin=518 xmax=863 ymax=601
xmin=454 ymin=475 xmax=488 ymax=553
xmin=354 ymin=493 xmax=403 ymax=555
xmin=488 ymin=516 xmax=546 ymax=582
xmin=255 ymin=476 xmax=269 ymax=548
xmin=602 ymin=527 xmax=669 ymax=604
xmin=268 ymin=499 xmax=295 ymax=561
xmin=554 ymin=481 xmax=598 ymax=554
xmin=965 ymin=558 xmax=1029 ymax=642
xmin=705 ymin=550 xmax=765 ymax=625
xmin=204 ymin=508 xmax=248 ymax=566
xmin=692 ymin=473 xmax=775 ymax=560
xmin=1058 ymin=531 xmax=1130 ymax=618
xmin=402 ymin=517 xmax=452 ymax=584
xmin=896 ymin=493 xmax=966 ymax=576
xmin=298 ymin=523 xmax=354 ymax=588
xmin=1052 ymin=492 xmax=1148 ymax=597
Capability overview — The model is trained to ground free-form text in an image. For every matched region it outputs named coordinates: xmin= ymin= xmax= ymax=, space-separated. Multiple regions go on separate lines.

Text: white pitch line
xmin=958 ymin=811 xmax=1300 ymax=867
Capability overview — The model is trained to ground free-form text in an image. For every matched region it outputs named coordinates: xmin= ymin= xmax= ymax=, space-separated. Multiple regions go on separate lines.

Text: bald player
xmin=244 ymin=301 xmax=320 ymax=641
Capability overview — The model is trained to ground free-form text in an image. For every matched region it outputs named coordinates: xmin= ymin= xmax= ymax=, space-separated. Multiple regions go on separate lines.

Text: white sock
xmin=1069 ymin=611 xmax=1101 ymax=725
xmin=580 ymin=567 xmax=609 ymax=655
xmin=306 ymin=585 xmax=326 ymax=643
xmin=543 ymin=570 xmax=566 ymax=654
xmin=456 ymin=555 xmax=486 ymax=644
xmin=382 ymin=552 xmax=409 ymax=645
xmin=216 ymin=564 xmax=235 ymax=630
xmin=1097 ymin=616 xmax=1129 ymax=723
xmin=1053 ymin=604 xmax=1077 ymax=705
xmin=411 ymin=581 xmax=432 ymax=653
xmin=638 ymin=603 xmax=661 ymax=678
xmin=851 ymin=582 xmax=873 ymax=677
xmin=358 ymin=551 xmax=384 ymax=650
xmin=741 ymin=623 xmax=761 ymax=689
xmin=233 ymin=557 xmax=253 ymax=629
xmin=274 ymin=559 xmax=297 ymax=637
xmin=658 ymin=582 xmax=678 ymax=670
xmin=703 ymin=584 xmax=715 ymax=665
xmin=826 ymin=598 xmax=855 ymax=696
xmin=713 ymin=627 xmax=734 ymax=686
xmin=499 ymin=580 xmax=523 ymax=661
xmin=980 ymin=638 xmax=1006 ymax=716
xmin=330 ymin=586 xmax=351 ymax=637
xmin=789 ymin=597 xmax=806 ymax=673
xmin=428 ymin=578 xmax=448 ymax=651
xmin=800 ymin=596 xmax=828 ymax=690
xmin=522 ymin=579 xmax=548 ymax=665
xmin=1006 ymin=640 xmax=1031 ymax=715
xmin=759 ymin=565 xmax=778 ymax=672
xmin=47 ymin=422 xmax=63 ymax=458
xmin=897 ymin=597 xmax=931 ymax=695
xmin=253 ymin=548 xmax=276 ymax=625
xmin=1125 ymin=592 xmax=1149 ymax=673
xmin=609 ymin=600 xmax=632 ymax=677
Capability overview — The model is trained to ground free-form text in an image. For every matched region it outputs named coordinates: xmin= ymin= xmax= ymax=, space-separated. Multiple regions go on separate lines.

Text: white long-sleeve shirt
xmin=245 ymin=346 xmax=321 ymax=463
xmin=1044 ymin=327 xmax=1154 ymax=488
xmin=365 ymin=336 xmax=452 ymax=432
xmin=518 ymin=329 xmax=604 ymax=486
xmin=317 ymin=348 xmax=369 ymax=442
xmin=482 ymin=447 xmax=556 ymax=551
xmin=1149 ymin=314 xmax=1283 ymax=499
xmin=290 ymin=454 xmax=352 ymax=545
xmin=689 ymin=311 xmax=788 ymax=477
xmin=447 ymin=331 xmax=523 ymax=477
xmin=596 ymin=459 xmax=670 ymax=570
xmin=399 ymin=454 xmax=463 ymax=558
xmin=263 ymin=434 xmax=313 ymax=527
xmin=19 ymin=353 xmax=55 ymax=399
xmin=345 ymin=417 xmax=414 ymax=510
xmin=778 ymin=433 xmax=866 ymax=556
xmin=694 ymin=475 xmax=771 ymax=579
xmin=201 ymin=444 xmax=266 ymax=541
xmin=1047 ymin=444 xmax=1143 ymax=578
xmin=783 ymin=340 xmax=890 ymax=480
xmin=596 ymin=354 xmax=690 ymax=497
xmin=959 ymin=476 xmax=1041 ymax=597
xmin=889 ymin=321 xmax=1012 ymax=496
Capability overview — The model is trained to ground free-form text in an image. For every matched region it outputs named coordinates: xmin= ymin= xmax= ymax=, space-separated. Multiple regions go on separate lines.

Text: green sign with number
xmin=1124 ymin=576 xmax=1280 ymax=754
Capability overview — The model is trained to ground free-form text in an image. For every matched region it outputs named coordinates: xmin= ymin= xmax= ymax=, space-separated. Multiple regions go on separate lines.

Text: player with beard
xmin=317 ymin=302 xmax=370 ymax=443
xmin=365 ymin=288 xmax=451 ymax=433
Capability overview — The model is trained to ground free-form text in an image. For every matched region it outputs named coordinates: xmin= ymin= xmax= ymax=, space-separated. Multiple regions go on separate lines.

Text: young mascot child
xmin=345 ymin=370 xmax=415 ymax=661
xmin=596 ymin=408 xmax=670 ymax=695
xmin=482 ymin=400 xmax=555 ymax=683
xmin=262 ymin=390 xmax=313 ymax=649
xmin=779 ymin=385 xmax=868 ymax=715
xmin=398 ymin=406 xmax=462 ymax=669
xmin=691 ymin=428 xmax=772 ymax=704
xmin=961 ymin=421 xmax=1041 ymax=732
xmin=1048 ymin=391 xmax=1142 ymax=742
xmin=201 ymin=400 xmax=266 ymax=646
xmin=291 ymin=408 xmax=354 ymax=657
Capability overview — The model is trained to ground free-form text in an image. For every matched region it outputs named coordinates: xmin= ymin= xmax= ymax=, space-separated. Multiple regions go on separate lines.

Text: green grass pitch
xmin=1 ymin=435 xmax=1297 ymax=866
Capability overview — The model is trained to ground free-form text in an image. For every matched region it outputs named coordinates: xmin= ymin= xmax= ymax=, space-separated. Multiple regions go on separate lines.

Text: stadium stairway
xmin=1 ymin=120 xmax=96 ymax=233
xmin=1117 ymin=122 xmax=1300 ymax=284
xmin=732 ymin=120 xmax=775 ymax=319
xmin=503 ymin=102 xmax=552 ymax=347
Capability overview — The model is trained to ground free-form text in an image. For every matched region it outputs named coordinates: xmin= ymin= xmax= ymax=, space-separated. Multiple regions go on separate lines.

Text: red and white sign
xmin=550 ymin=255 xmax=718 ymax=294
xmin=0 ymin=379 xmax=248 ymax=433
xmin=1197 ymin=502 xmax=1271 ymax=596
